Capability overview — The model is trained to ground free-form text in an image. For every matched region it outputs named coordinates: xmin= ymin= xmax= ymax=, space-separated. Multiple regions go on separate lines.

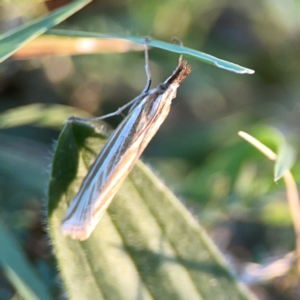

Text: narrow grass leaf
xmin=46 ymin=29 xmax=255 ymax=74
xmin=0 ymin=0 xmax=91 ymax=62
xmin=0 ymin=221 xmax=51 ymax=300
xmin=0 ymin=104 xmax=91 ymax=129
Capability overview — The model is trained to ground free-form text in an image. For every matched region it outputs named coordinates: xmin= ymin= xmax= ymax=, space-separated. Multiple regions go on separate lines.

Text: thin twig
xmin=283 ymin=171 xmax=300 ymax=274
xmin=238 ymin=131 xmax=300 ymax=275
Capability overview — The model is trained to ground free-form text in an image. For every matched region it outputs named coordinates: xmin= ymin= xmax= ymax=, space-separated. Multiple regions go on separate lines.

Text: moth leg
xmin=142 ymin=37 xmax=152 ymax=94
xmin=68 ymin=38 xmax=153 ymax=123
xmin=67 ymin=92 xmax=146 ymax=124
xmin=126 ymin=38 xmax=153 ymax=114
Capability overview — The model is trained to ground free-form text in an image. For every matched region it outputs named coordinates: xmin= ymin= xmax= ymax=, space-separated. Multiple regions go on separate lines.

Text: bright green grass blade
xmin=0 ymin=0 xmax=91 ymax=62
xmin=0 ymin=104 xmax=91 ymax=129
xmin=0 ymin=221 xmax=51 ymax=300
xmin=48 ymin=119 xmax=255 ymax=300
xmin=46 ymin=29 xmax=254 ymax=74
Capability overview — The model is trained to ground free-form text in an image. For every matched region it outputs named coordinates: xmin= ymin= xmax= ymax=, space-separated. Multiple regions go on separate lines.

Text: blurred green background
xmin=1 ymin=0 xmax=300 ymax=299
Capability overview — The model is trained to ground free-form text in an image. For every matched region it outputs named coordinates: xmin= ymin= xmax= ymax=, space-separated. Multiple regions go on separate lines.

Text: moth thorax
xmin=156 ymin=83 xmax=168 ymax=93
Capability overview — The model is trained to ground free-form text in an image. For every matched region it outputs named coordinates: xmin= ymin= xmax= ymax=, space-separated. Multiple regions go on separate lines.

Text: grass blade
xmin=46 ymin=29 xmax=255 ymax=74
xmin=0 ymin=104 xmax=91 ymax=129
xmin=0 ymin=221 xmax=51 ymax=300
xmin=0 ymin=0 xmax=91 ymax=62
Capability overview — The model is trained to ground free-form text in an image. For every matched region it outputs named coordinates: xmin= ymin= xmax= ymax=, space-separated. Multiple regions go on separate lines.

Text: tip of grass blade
xmin=241 ymin=68 xmax=255 ymax=75
xmin=215 ymin=61 xmax=255 ymax=74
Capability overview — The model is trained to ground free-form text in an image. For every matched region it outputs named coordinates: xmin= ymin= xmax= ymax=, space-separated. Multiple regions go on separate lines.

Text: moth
xmin=61 ymin=42 xmax=192 ymax=240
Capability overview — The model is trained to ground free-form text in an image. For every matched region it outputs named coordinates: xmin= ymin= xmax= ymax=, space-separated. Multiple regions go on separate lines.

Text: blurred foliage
xmin=0 ymin=0 xmax=300 ymax=299
xmin=0 ymin=0 xmax=91 ymax=62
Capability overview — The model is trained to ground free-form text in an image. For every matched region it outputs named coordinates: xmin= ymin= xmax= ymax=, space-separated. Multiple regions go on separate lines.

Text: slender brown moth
xmin=61 ymin=41 xmax=192 ymax=240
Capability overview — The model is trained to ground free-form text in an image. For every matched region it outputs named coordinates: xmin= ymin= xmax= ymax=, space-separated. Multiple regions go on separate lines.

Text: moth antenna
xmin=172 ymin=37 xmax=183 ymax=66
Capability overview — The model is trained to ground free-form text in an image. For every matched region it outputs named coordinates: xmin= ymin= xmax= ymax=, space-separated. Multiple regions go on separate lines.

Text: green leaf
xmin=238 ymin=127 xmax=297 ymax=181
xmin=0 ymin=0 xmax=91 ymax=62
xmin=46 ymin=29 xmax=255 ymax=74
xmin=0 ymin=220 xmax=51 ymax=300
xmin=48 ymin=119 xmax=255 ymax=300
xmin=274 ymin=142 xmax=296 ymax=181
